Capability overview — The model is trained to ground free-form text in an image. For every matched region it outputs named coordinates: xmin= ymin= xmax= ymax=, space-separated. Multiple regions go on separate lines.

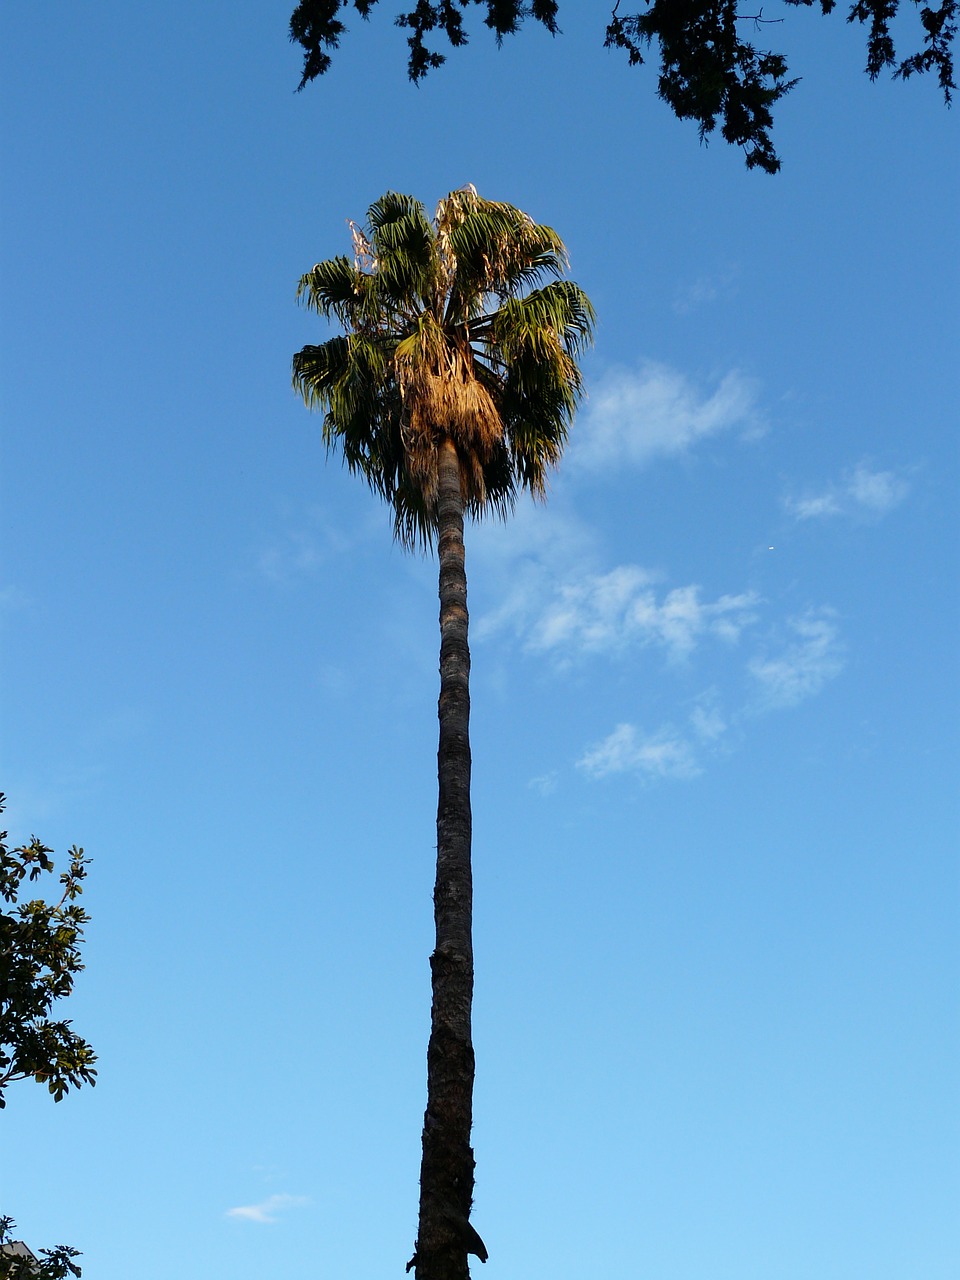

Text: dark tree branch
xmin=289 ymin=0 xmax=954 ymax=170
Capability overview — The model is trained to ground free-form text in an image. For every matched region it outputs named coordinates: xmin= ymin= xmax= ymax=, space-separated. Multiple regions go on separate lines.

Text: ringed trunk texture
xmin=413 ymin=437 xmax=481 ymax=1280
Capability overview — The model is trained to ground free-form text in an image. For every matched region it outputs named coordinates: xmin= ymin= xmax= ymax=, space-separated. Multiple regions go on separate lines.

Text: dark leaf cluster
xmin=0 ymin=1220 xmax=81 ymax=1280
xmin=289 ymin=0 xmax=955 ymax=171
xmin=0 ymin=795 xmax=96 ymax=1109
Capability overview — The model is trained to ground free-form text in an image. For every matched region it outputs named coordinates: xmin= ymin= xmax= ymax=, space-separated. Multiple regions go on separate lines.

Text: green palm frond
xmin=369 ymin=195 xmax=438 ymax=314
xmin=444 ymin=202 xmax=569 ymax=323
xmin=296 ymin=257 xmax=367 ymax=324
xmin=483 ymin=281 xmax=596 ymax=359
xmin=293 ymin=187 xmax=595 ymax=548
xmin=367 ymin=190 xmax=430 ymax=237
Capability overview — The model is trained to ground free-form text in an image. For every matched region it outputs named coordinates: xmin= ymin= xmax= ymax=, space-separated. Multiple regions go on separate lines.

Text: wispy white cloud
xmin=785 ymin=463 xmax=909 ymax=522
xmin=571 ymin=362 xmax=762 ymax=471
xmin=471 ymin=499 xmax=599 ymax=643
xmin=484 ymin=563 xmax=759 ymax=665
xmin=672 ymin=264 xmax=740 ymax=315
xmin=257 ymin=531 xmax=329 ymax=582
xmin=465 ymin=373 xmax=852 ymax=785
xmin=576 ymin=688 xmax=732 ymax=782
xmin=472 ymin=491 xmax=596 ymax=564
xmin=530 ymin=565 xmax=656 ymax=653
xmin=578 ymin=722 xmax=702 ymax=781
xmin=575 ymin=608 xmax=845 ymax=784
xmin=788 ymin=493 xmax=842 ymax=520
xmin=256 ymin=506 xmax=354 ymax=585
xmin=748 ymin=610 xmax=844 ymax=710
xmin=226 ymin=1194 xmax=309 ymax=1225
xmin=528 ymin=771 xmax=559 ymax=796
xmin=847 ymin=464 xmax=909 ymax=514
xmin=689 ymin=695 xmax=727 ymax=744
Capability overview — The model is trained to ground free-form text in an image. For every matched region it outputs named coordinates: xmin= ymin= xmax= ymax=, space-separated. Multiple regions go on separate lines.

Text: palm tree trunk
xmin=412 ymin=436 xmax=482 ymax=1280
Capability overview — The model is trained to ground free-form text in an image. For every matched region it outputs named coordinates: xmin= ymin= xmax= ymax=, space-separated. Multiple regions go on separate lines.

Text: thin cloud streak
xmin=572 ymin=361 xmax=762 ymax=471
xmin=255 ymin=504 xmax=360 ymax=586
xmin=226 ymin=1194 xmax=309 ymax=1224
xmin=578 ymin=722 xmax=702 ymax=781
xmin=748 ymin=610 xmax=845 ymax=710
xmin=528 ymin=771 xmax=559 ymax=796
xmin=785 ymin=463 xmax=909 ymax=522
xmin=672 ymin=264 xmax=740 ymax=315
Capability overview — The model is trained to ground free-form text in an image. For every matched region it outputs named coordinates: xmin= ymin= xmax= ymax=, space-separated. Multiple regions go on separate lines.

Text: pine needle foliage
xmin=292 ymin=186 xmax=595 ymax=547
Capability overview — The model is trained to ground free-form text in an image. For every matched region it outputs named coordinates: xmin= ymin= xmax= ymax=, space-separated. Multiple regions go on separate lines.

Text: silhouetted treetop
xmin=288 ymin=0 xmax=955 ymax=171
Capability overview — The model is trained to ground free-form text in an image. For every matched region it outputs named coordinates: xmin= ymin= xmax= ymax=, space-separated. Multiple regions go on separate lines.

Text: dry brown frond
xmin=395 ymin=337 xmax=504 ymax=510
xmin=348 ymin=219 xmax=376 ymax=272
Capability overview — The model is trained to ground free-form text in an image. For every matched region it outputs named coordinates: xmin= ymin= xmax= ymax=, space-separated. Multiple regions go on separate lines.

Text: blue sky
xmin=1 ymin=2 xmax=958 ymax=1276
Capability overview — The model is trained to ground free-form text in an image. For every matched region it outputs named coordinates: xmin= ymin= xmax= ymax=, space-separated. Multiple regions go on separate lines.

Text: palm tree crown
xmin=293 ymin=186 xmax=595 ymax=543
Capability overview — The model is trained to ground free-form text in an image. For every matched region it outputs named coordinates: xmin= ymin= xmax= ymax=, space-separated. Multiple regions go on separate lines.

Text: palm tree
xmin=293 ymin=186 xmax=594 ymax=1280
